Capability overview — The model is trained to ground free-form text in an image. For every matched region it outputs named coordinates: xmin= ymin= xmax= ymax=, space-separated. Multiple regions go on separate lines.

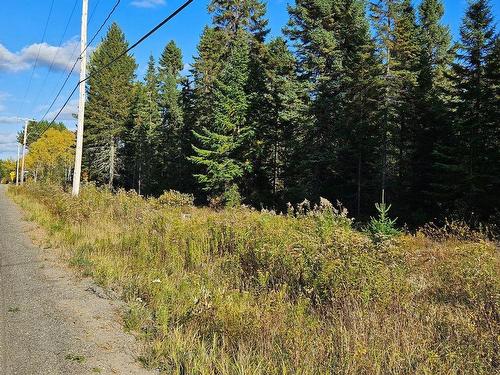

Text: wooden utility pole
xmin=20 ymin=120 xmax=28 ymax=184
xmin=15 ymin=143 xmax=20 ymax=186
xmin=72 ymin=0 xmax=88 ymax=196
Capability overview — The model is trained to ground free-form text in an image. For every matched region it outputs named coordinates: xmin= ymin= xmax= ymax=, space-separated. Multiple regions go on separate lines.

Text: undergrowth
xmin=8 ymin=183 xmax=500 ymax=374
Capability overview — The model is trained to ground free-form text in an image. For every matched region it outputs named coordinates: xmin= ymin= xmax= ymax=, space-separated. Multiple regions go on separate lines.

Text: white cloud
xmin=0 ymin=92 xmax=10 ymax=112
xmin=0 ymin=45 xmax=30 ymax=72
xmin=0 ymin=132 xmax=18 ymax=145
xmin=0 ymin=132 xmax=19 ymax=159
xmin=131 ymin=0 xmax=165 ymax=8
xmin=0 ymin=116 xmax=20 ymax=124
xmin=45 ymin=99 xmax=79 ymax=122
xmin=0 ymin=40 xmax=80 ymax=73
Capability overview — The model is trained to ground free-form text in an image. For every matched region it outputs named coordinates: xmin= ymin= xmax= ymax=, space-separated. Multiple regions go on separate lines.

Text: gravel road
xmin=0 ymin=185 xmax=156 ymax=375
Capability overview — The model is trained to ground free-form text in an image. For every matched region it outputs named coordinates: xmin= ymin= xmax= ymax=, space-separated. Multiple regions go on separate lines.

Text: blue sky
xmin=0 ymin=0 xmax=498 ymax=159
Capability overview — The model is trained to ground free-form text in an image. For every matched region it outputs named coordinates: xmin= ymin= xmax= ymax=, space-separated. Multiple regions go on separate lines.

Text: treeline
xmin=81 ymin=0 xmax=499 ymax=226
xmin=1 ymin=121 xmax=73 ymax=184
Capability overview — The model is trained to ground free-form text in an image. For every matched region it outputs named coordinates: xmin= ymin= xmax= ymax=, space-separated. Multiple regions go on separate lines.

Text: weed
xmin=65 ymin=353 xmax=86 ymax=363
xmin=8 ymin=183 xmax=499 ymax=374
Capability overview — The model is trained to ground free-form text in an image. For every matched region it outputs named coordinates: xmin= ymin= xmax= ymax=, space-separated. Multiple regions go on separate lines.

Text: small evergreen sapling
xmin=368 ymin=202 xmax=401 ymax=240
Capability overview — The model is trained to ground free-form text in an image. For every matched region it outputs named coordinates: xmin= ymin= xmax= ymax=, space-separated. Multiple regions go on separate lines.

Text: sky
xmin=0 ymin=0 xmax=499 ymax=159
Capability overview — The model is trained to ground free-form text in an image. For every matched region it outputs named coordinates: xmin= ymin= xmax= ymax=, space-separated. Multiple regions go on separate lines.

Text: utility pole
xmin=16 ymin=144 xmax=20 ymax=186
xmin=72 ymin=0 xmax=88 ymax=196
xmin=20 ymin=119 xmax=28 ymax=184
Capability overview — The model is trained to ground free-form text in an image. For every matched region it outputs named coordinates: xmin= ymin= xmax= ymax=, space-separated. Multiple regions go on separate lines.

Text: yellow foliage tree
xmin=0 ymin=159 xmax=17 ymax=184
xmin=25 ymin=128 xmax=75 ymax=183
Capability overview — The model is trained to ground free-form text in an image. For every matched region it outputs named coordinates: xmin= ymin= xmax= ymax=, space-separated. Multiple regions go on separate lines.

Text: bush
xmin=156 ymin=190 xmax=194 ymax=207
xmin=8 ymin=183 xmax=500 ymax=374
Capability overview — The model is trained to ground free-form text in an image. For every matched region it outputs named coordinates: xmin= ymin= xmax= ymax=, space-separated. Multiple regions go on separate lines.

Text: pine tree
xmin=190 ymin=32 xmax=252 ymax=201
xmin=17 ymin=120 xmax=66 ymax=147
xmin=84 ymin=23 xmax=136 ymax=188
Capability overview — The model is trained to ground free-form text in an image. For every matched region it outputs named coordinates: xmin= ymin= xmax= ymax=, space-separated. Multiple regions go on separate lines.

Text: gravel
xmin=0 ymin=185 xmax=156 ymax=375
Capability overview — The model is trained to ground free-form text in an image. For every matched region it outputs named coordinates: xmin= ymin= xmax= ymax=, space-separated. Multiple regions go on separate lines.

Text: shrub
xmin=7 ymin=183 xmax=499 ymax=374
xmin=367 ymin=202 xmax=401 ymax=241
xmin=156 ymin=190 xmax=194 ymax=207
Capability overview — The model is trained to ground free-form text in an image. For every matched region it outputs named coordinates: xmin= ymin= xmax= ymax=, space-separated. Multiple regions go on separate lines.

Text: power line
xmin=32 ymin=0 xmax=79 ymax=110
xmin=88 ymin=0 xmax=102 ymax=24
xmin=40 ymin=0 xmax=194 ymax=138
xmin=46 ymin=0 xmax=103 ymax=104
xmin=16 ymin=0 xmax=55 ymax=120
xmin=37 ymin=0 xmax=122 ymax=128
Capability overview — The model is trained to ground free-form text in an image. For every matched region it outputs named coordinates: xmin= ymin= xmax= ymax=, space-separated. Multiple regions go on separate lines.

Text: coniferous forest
xmin=81 ymin=0 xmax=499 ymax=227
xmin=2 ymin=1 xmax=500 ymax=372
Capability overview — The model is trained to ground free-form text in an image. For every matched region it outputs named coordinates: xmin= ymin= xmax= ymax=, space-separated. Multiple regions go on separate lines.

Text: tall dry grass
xmin=8 ymin=183 xmax=499 ymax=374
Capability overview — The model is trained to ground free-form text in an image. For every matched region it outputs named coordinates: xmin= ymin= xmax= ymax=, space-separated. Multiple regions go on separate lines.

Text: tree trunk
xmin=357 ymin=153 xmax=361 ymax=218
xmin=109 ymin=138 xmax=115 ymax=189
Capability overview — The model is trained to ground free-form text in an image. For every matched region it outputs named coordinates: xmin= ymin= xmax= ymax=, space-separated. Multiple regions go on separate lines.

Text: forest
xmin=4 ymin=0 xmax=500 ymax=227
xmin=2 ymin=1 xmax=499 ymax=373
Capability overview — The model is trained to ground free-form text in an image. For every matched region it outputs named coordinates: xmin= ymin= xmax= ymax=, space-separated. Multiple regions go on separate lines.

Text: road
xmin=0 ymin=185 xmax=155 ymax=375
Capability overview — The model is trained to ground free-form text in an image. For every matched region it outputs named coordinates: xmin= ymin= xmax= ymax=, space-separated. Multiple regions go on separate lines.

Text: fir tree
xmin=370 ymin=0 xmax=421 ymax=215
xmin=190 ymin=32 xmax=252 ymax=200
xmin=413 ymin=0 xmax=454 ymax=222
xmin=159 ymin=41 xmax=183 ymax=128
xmin=448 ymin=0 xmax=499 ymax=220
xmin=84 ymin=23 xmax=136 ymax=188
xmin=126 ymin=55 xmax=161 ymax=195
xmin=157 ymin=41 xmax=185 ymax=192
xmin=208 ymin=0 xmax=269 ymax=41
xmin=246 ymin=38 xmax=309 ymax=206
xmin=191 ymin=27 xmax=229 ymax=137
xmin=286 ymin=0 xmax=381 ymax=214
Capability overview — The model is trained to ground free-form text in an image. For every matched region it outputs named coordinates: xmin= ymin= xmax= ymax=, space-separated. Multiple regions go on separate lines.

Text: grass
xmin=65 ymin=353 xmax=86 ymax=363
xmin=8 ymin=183 xmax=500 ymax=374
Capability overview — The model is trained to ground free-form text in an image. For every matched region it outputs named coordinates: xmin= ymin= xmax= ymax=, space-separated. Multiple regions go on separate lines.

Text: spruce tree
xmin=286 ymin=0 xmax=382 ymax=214
xmin=84 ymin=23 xmax=136 ymax=188
xmin=448 ymin=0 xmax=499 ymax=220
xmin=190 ymin=32 xmax=252 ymax=201
xmin=126 ymin=55 xmax=161 ymax=195
xmin=370 ymin=0 xmax=421 ymax=216
xmin=246 ymin=38 xmax=309 ymax=206
xmin=157 ymin=41 xmax=185 ymax=192
xmin=414 ymin=0 xmax=454 ymax=222
xmin=391 ymin=0 xmax=425 ymax=220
